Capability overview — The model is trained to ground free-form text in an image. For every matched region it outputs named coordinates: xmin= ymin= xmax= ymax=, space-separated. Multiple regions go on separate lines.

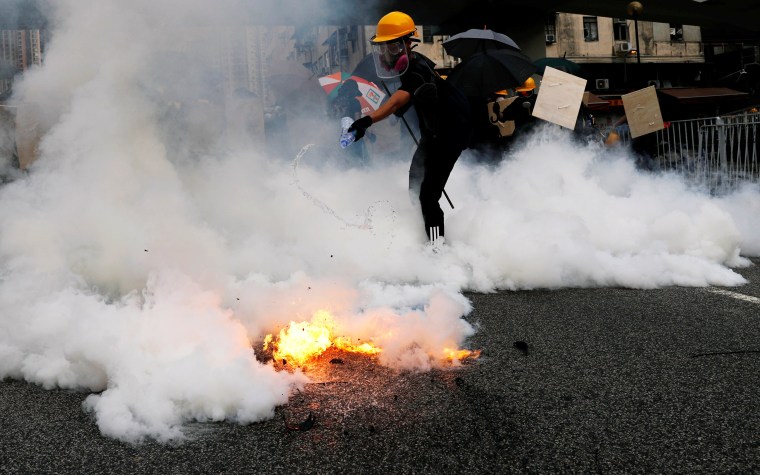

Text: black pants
xmin=408 ymin=136 xmax=464 ymax=239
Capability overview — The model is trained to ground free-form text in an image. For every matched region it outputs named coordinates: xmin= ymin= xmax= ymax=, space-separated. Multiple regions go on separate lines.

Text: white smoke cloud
xmin=446 ymin=128 xmax=750 ymax=290
xmin=0 ymin=0 xmax=758 ymax=442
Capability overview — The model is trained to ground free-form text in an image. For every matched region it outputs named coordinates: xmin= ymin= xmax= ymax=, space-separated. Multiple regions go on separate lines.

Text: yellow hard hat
xmin=372 ymin=11 xmax=418 ymax=43
xmin=515 ymin=77 xmax=536 ymax=92
xmin=495 ymin=89 xmax=508 ymax=96
xmin=605 ymin=130 xmax=620 ymax=146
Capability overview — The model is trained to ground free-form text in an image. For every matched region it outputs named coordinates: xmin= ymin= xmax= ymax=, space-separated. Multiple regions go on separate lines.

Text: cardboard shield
xmin=621 ymin=86 xmax=664 ymax=138
xmin=532 ymin=66 xmax=587 ymax=130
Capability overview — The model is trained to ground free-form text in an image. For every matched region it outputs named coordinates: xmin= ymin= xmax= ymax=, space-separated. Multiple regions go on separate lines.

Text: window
xmin=329 ymin=39 xmax=338 ymax=69
xmin=422 ymin=25 xmax=433 ymax=44
xmin=583 ymin=16 xmax=599 ymax=42
xmin=349 ymin=25 xmax=358 ymax=53
xmin=545 ymin=14 xmax=557 ymax=40
xmin=317 ymin=55 xmax=325 ymax=74
xmin=613 ymin=18 xmax=629 ymax=41
xmin=669 ymin=23 xmax=683 ymax=41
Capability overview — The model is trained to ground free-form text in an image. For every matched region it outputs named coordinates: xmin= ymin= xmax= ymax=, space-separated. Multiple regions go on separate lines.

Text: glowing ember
xmin=444 ymin=348 xmax=482 ymax=362
xmin=334 ymin=336 xmax=381 ymax=355
xmin=263 ymin=310 xmax=380 ymax=366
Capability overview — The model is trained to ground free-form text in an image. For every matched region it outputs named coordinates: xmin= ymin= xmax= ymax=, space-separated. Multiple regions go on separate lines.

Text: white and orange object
xmin=318 ymin=72 xmax=387 ymax=115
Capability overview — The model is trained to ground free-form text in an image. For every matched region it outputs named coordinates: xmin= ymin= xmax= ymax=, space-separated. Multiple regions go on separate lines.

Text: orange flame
xmin=263 ymin=310 xmax=480 ymax=368
xmin=264 ymin=310 xmax=380 ymax=366
xmin=443 ymin=348 xmax=482 ymax=362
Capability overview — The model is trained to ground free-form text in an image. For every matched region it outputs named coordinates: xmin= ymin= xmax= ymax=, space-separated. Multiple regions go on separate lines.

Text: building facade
xmin=544 ymin=13 xmax=704 ymax=91
xmin=0 ymin=28 xmax=44 ymax=98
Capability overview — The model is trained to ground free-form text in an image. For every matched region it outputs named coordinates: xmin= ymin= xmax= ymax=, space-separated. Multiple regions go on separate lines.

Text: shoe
xmin=428 ymin=226 xmax=446 ymax=253
xmin=431 ymin=236 xmax=446 ymax=253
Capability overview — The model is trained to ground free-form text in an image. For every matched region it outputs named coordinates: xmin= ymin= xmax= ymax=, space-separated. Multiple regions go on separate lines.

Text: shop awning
xmin=582 ymin=91 xmax=611 ymax=110
xmin=658 ymin=87 xmax=748 ymax=104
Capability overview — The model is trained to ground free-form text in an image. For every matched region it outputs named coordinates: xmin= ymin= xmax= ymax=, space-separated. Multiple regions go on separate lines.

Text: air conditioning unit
xmin=595 ymin=78 xmax=610 ymax=90
xmin=545 ymin=34 xmax=556 ymax=43
xmin=647 ymin=79 xmax=661 ymax=88
xmin=616 ymin=42 xmax=632 ymax=53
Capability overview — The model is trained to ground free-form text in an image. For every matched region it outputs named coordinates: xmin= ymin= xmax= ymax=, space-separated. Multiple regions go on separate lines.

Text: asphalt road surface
xmin=2 ymin=259 xmax=760 ymax=474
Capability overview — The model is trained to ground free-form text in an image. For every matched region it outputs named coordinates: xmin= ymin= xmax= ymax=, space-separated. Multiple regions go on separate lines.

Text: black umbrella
xmin=442 ymin=28 xmax=521 ymax=59
xmin=446 ymin=49 xmax=536 ymax=98
xmin=534 ymin=57 xmax=583 ymax=76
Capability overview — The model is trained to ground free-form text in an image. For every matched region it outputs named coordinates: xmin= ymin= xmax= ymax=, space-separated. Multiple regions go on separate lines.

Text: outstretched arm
xmin=368 ymin=89 xmax=412 ymax=124
xmin=348 ymin=88 xmax=412 ymax=140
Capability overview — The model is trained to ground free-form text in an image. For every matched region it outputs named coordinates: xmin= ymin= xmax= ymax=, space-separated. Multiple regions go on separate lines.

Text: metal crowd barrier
xmin=653 ymin=112 xmax=760 ymax=192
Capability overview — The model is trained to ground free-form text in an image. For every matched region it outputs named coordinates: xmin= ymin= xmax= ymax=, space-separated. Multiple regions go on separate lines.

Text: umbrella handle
xmin=380 ymin=80 xmax=454 ymax=210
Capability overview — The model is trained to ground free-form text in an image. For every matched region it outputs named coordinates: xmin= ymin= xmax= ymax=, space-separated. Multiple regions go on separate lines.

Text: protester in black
xmin=348 ymin=11 xmax=471 ymax=246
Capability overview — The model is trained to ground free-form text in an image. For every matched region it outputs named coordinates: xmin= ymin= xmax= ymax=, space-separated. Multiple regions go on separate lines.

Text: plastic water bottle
xmin=339 ymin=116 xmax=355 ymax=149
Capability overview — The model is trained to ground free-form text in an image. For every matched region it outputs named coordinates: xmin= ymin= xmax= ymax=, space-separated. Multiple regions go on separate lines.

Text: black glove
xmin=348 ymin=116 xmax=373 ymax=141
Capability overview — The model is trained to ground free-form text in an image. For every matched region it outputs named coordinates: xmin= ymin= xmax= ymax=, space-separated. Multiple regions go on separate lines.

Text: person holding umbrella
xmin=331 ymin=79 xmax=362 ymax=121
xmin=441 ymin=28 xmax=536 ymax=160
xmin=347 ymin=11 xmax=471 ymax=248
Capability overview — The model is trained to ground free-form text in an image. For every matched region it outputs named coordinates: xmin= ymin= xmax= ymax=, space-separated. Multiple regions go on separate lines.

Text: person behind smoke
xmin=464 ymin=90 xmax=506 ymax=164
xmin=333 ymin=79 xmax=361 ymax=117
xmin=467 ymin=86 xmax=528 ymax=165
xmin=605 ymin=114 xmax=659 ymax=171
xmin=494 ymin=78 xmax=539 ymax=146
xmin=331 ymin=79 xmax=367 ymax=164
xmin=347 ymin=11 xmax=471 ymax=248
